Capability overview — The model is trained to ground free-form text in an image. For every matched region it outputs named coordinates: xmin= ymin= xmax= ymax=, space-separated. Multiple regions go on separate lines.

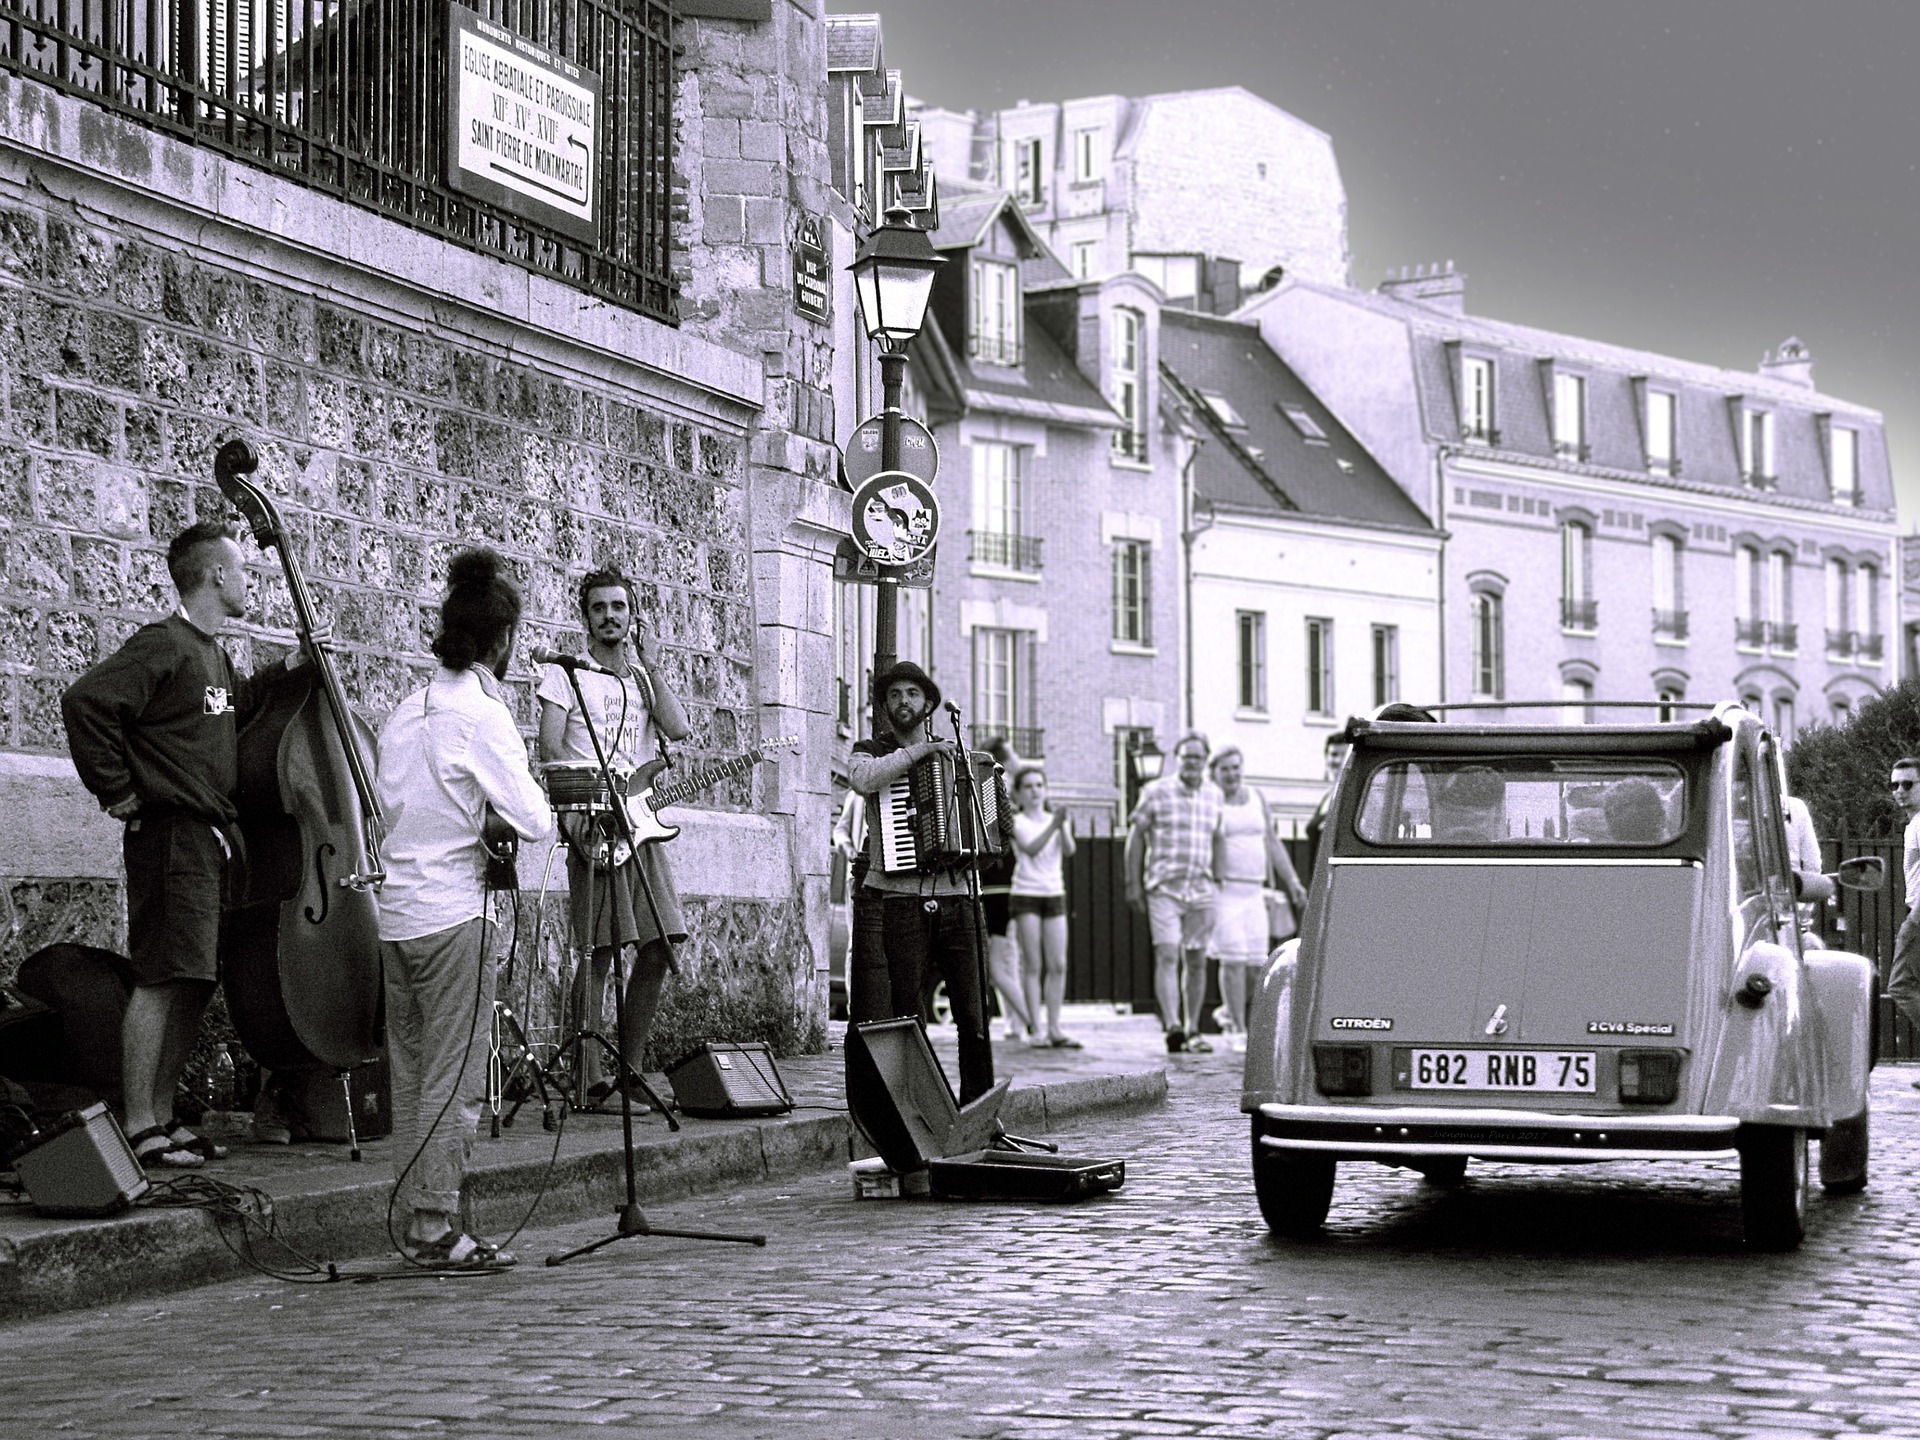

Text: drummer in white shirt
xmin=537 ymin=565 xmax=693 ymax=1109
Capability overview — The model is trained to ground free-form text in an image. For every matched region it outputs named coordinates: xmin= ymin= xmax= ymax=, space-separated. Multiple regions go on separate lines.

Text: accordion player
xmin=875 ymin=749 xmax=1013 ymax=874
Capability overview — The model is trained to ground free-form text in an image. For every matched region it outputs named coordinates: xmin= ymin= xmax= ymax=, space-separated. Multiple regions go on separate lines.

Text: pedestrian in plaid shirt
xmin=1125 ymin=730 xmax=1225 ymax=1053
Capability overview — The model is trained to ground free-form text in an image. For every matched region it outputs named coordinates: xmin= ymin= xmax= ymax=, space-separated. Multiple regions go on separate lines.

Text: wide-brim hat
xmin=874 ymin=660 xmax=941 ymax=714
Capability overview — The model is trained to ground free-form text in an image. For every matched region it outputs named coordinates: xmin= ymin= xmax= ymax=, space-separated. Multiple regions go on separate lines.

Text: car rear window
xmin=1355 ymin=757 xmax=1687 ymax=847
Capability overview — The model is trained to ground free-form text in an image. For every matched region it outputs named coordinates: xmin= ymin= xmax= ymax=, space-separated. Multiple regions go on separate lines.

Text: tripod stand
xmin=542 ymin=660 xmax=764 ymax=1264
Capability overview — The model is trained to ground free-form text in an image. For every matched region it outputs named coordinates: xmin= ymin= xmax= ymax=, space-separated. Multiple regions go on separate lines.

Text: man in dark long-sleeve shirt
xmin=61 ymin=521 xmax=301 ymax=1170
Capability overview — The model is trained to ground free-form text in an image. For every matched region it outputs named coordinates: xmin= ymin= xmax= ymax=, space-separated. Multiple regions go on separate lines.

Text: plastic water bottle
xmin=209 ymin=1046 xmax=236 ymax=1112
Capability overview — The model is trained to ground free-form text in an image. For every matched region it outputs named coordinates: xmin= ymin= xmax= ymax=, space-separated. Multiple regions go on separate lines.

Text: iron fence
xmin=0 ymin=0 xmax=677 ymax=320
xmin=967 ymin=529 xmax=1043 ymax=572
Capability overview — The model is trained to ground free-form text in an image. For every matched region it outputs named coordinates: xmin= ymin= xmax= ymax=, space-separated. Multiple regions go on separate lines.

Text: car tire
xmin=1737 ymin=1124 xmax=1808 ymax=1251
xmin=1415 ymin=1155 xmax=1469 ymax=1187
xmin=1818 ymin=1109 xmax=1869 ymax=1195
xmin=1252 ymin=1129 xmax=1336 ymax=1238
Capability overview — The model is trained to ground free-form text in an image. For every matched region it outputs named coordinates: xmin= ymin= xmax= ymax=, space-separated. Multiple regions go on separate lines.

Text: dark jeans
xmin=850 ymin=889 xmax=994 ymax=1104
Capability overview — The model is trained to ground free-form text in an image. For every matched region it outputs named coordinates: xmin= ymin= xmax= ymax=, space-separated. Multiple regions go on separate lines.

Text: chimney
xmin=1204 ymin=256 xmax=1241 ymax=316
xmin=1761 ymin=336 xmax=1815 ymax=389
xmin=1378 ymin=260 xmax=1466 ymax=315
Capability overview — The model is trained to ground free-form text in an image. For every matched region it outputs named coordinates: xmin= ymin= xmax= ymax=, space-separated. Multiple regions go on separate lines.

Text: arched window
xmin=1471 ymin=590 xmax=1504 ymax=700
xmin=1656 ymin=683 xmax=1686 ymax=723
xmin=1735 ymin=545 xmax=1763 ymax=647
xmin=1857 ymin=563 xmax=1883 ymax=660
xmin=1832 ymin=696 xmax=1853 ymax=724
xmin=1561 ymin=675 xmax=1593 ymax=725
xmin=1774 ymin=693 xmax=1797 ymax=744
xmin=1826 ymin=557 xmax=1853 ymax=655
xmin=1560 ymin=520 xmax=1595 ymax=630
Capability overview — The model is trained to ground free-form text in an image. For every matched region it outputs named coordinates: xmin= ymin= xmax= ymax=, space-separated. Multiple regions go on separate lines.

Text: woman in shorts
xmin=1009 ymin=767 xmax=1079 ymax=1048
xmin=1208 ymin=746 xmax=1306 ymax=1045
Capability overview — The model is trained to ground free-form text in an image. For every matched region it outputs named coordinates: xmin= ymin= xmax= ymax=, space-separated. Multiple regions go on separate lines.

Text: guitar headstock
xmin=758 ymin=736 xmax=802 ymax=754
xmin=213 ymin=438 xmax=284 ymax=551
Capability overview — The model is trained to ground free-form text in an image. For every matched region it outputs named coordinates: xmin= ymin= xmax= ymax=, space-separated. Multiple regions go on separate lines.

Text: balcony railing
xmin=0 ymin=0 xmax=677 ymax=321
xmin=1463 ymin=425 xmax=1503 ymax=447
xmin=969 ymin=331 xmax=1022 ymax=368
xmin=1560 ymin=598 xmax=1598 ymax=631
xmin=1653 ymin=608 xmax=1689 ymax=641
xmin=1827 ymin=629 xmax=1856 ymax=658
xmin=1771 ymin=621 xmax=1798 ymax=654
xmin=968 ymin=530 xmax=1044 ymax=572
xmin=972 ymin=724 xmax=1044 ymax=760
xmin=1647 ymin=455 xmax=1683 ymax=477
xmin=1859 ymin=633 xmax=1885 ymax=663
xmin=1553 ymin=440 xmax=1591 ymax=462
xmin=1111 ymin=426 xmax=1148 ymax=462
xmin=1736 ymin=618 xmax=1768 ymax=648
xmin=1743 ymin=471 xmax=1779 ymax=492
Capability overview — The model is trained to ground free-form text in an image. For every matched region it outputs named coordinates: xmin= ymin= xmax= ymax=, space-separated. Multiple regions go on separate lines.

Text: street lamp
xmin=1125 ymin=734 xmax=1164 ymax=817
xmin=848 ymin=204 xmax=945 ymax=705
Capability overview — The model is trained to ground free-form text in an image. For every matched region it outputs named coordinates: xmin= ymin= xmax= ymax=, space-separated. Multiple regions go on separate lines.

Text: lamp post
xmin=1125 ymin=733 xmax=1165 ymax=818
xmin=847 ymin=204 xmax=945 ymax=703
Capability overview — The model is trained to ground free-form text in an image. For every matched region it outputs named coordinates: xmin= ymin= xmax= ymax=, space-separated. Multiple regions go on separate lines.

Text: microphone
xmin=530 ymin=646 xmax=620 ymax=678
xmin=943 ymin=701 xmax=962 ymax=717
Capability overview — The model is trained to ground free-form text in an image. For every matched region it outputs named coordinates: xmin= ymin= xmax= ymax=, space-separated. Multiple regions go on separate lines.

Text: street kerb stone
xmin=0 ymin=1049 xmax=1169 ymax=1321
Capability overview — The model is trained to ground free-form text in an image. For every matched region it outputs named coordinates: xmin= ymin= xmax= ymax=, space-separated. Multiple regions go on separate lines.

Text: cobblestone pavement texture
xmin=7 ymin=1037 xmax=1920 ymax=1440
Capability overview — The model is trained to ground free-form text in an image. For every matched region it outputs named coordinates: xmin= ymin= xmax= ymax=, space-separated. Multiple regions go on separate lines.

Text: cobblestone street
xmin=7 ymin=1048 xmax=1920 ymax=1439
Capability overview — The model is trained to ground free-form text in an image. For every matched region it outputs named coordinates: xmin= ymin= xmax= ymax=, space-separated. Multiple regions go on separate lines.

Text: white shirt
xmin=1011 ymin=811 xmax=1066 ymax=896
xmin=375 ymin=666 xmax=554 ymax=942
xmin=1782 ymin=796 xmax=1821 ymax=875
xmin=1904 ymin=812 xmax=1920 ymax=917
xmin=536 ymin=663 xmax=653 ymax=767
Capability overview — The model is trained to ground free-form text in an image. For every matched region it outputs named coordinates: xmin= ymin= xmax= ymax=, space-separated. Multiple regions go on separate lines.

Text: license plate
xmin=1404 ymin=1049 xmax=1595 ymax=1092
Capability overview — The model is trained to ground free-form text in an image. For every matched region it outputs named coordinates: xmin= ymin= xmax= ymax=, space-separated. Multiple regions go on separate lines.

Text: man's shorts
xmin=1146 ymin=890 xmax=1214 ymax=951
xmin=124 ymin=810 xmax=228 ymax=987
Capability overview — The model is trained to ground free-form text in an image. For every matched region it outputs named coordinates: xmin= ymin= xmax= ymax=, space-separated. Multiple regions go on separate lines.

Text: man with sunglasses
xmin=1885 ymin=759 xmax=1920 ymax=1083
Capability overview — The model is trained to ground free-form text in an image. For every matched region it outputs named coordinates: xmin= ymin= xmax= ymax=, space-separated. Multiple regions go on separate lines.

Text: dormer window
xmin=1110 ymin=308 xmax=1147 ymax=462
xmin=1645 ymin=389 xmax=1677 ymax=475
xmin=1200 ymin=393 xmax=1245 ymax=429
xmin=1462 ymin=355 xmax=1498 ymax=444
xmin=1552 ymin=372 xmax=1587 ymax=459
xmin=1742 ymin=408 xmax=1776 ymax=488
xmin=1830 ymin=424 xmax=1859 ymax=504
xmin=1280 ymin=404 xmax=1329 ymax=445
xmin=1011 ymin=137 xmax=1043 ymax=207
xmin=970 ymin=258 xmax=1021 ymax=367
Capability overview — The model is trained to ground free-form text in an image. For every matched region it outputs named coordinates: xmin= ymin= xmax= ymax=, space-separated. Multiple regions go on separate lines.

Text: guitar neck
xmin=652 ymin=749 xmax=765 ymax=810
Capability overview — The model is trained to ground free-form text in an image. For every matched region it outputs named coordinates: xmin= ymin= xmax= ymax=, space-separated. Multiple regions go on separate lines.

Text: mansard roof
xmin=824 ymin=13 xmax=882 ymax=75
xmin=912 ymin=303 xmax=1120 ymax=432
xmin=1159 ymin=309 xmax=1432 ymax=531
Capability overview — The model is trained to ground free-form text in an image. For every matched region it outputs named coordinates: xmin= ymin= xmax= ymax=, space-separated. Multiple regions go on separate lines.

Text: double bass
xmin=215 ymin=440 xmax=384 ymax=1075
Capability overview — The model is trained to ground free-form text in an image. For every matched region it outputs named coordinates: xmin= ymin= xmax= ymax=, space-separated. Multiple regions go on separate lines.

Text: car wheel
xmin=1415 ymin=1155 xmax=1468 ymax=1187
xmin=1737 ymin=1124 xmax=1808 ymax=1251
xmin=1251 ymin=1127 xmax=1336 ymax=1238
xmin=1819 ymin=1109 xmax=1869 ymax=1195
xmin=926 ymin=980 xmax=952 ymax=1027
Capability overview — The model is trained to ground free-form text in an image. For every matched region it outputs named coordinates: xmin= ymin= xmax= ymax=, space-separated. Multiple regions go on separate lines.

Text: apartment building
xmin=1246 ymin=268 xmax=1900 ymax=731
xmin=1158 ymin=310 xmax=1442 ymax=822
xmin=917 ymin=86 xmax=1350 ymax=295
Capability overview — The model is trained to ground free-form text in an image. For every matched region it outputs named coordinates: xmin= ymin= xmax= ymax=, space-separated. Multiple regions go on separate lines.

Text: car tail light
xmin=1617 ymin=1049 xmax=1682 ymax=1104
xmin=1312 ymin=1044 xmax=1372 ymax=1096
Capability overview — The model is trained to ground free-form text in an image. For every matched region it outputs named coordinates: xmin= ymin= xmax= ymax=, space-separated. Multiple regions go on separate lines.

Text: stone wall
xmin=0 ymin=0 xmax=848 ymax=1065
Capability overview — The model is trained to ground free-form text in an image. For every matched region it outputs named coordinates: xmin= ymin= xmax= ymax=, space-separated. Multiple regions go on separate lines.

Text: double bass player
xmin=60 ymin=521 xmax=314 ymax=1172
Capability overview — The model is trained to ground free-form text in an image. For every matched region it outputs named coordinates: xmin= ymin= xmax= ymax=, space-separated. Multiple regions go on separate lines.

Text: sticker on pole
xmin=850 ymin=472 xmax=940 ymax=567
xmin=843 ymin=414 xmax=938 ymax=490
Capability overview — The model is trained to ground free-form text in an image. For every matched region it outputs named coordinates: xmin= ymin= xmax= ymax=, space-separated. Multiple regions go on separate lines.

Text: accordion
xmin=877 ymin=750 xmax=1012 ymax=874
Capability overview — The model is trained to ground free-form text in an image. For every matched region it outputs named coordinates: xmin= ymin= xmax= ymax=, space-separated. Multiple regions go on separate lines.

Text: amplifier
xmin=12 ymin=1102 xmax=150 ymax=1217
xmin=664 ymin=1042 xmax=793 ymax=1118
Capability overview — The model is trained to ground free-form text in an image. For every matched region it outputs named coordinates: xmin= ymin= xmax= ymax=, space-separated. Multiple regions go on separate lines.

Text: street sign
xmin=833 ymin=537 xmax=934 ymax=588
xmin=850 ymin=471 xmax=939 ymax=567
xmin=792 ymin=214 xmax=829 ymax=322
xmin=843 ymin=414 xmax=938 ymax=489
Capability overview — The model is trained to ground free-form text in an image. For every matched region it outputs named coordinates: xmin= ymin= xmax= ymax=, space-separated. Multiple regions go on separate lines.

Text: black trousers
xmin=850 ymin=889 xmax=995 ymax=1104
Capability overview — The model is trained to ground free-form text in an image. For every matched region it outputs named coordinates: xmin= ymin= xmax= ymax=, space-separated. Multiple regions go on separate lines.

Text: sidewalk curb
xmin=0 ymin=1066 xmax=1168 ymax=1321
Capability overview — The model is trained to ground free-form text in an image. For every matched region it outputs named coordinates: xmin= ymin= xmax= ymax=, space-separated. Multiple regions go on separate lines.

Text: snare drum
xmin=542 ymin=761 xmax=625 ymax=813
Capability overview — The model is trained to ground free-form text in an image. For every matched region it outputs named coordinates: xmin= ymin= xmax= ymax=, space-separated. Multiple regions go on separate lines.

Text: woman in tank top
xmin=1207 ymin=747 xmax=1306 ymax=1045
xmin=1009 ymin=767 xmax=1080 ymax=1048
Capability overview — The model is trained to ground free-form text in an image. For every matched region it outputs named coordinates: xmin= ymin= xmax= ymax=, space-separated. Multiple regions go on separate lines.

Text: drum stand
xmin=488 ymin=858 xmax=562 ymax=1137
xmin=543 ymin=664 xmax=764 ymax=1264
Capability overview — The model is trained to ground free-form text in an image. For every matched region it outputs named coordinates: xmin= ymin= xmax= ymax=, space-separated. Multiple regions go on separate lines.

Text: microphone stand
xmin=545 ymin=659 xmax=765 ymax=1263
xmin=943 ymin=704 xmax=997 ymax=1106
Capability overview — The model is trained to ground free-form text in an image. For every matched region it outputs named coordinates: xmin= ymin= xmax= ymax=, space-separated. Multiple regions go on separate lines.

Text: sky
xmin=864 ymin=0 xmax=1920 ymax=519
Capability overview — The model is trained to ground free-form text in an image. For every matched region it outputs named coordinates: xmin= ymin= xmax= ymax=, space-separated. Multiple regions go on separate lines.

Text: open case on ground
xmin=843 ymin=1018 xmax=1126 ymax=1202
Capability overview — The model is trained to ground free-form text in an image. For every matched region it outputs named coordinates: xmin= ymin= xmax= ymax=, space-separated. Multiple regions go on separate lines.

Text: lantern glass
xmin=1130 ymin=736 xmax=1165 ymax=783
xmin=848 ymin=206 xmax=945 ymax=344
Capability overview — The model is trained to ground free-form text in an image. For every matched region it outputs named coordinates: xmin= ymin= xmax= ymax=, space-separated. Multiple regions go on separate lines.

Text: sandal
xmin=581 ymin=1079 xmax=651 ymax=1115
xmin=167 ymin=1124 xmax=228 ymax=1161
xmin=1183 ymin=1035 xmax=1215 ymax=1054
xmin=407 ymin=1232 xmax=516 ymax=1269
xmin=1048 ymin=1034 xmax=1083 ymax=1050
xmin=128 ymin=1125 xmax=203 ymax=1171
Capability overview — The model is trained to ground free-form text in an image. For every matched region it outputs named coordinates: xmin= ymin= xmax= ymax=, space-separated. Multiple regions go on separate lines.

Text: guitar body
xmin=622 ymin=756 xmax=679 ymax=847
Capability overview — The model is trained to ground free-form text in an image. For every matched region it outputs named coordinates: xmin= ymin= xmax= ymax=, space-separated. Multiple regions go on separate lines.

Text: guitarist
xmin=537 ymin=565 xmax=692 ymax=1109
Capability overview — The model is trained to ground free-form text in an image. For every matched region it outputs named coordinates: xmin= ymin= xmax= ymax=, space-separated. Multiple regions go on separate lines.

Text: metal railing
xmin=968 ymin=330 xmax=1022 ymax=367
xmin=968 ymin=529 xmax=1043 ymax=572
xmin=971 ymin=723 xmax=1044 ymax=759
xmin=1652 ymin=608 xmax=1689 ymax=640
xmin=1560 ymin=597 xmax=1598 ymax=631
xmin=1736 ymin=617 xmax=1768 ymax=648
xmin=1827 ymin=628 xmax=1856 ymax=658
xmin=1771 ymin=621 xmax=1798 ymax=653
xmin=1859 ymin=632 xmax=1885 ymax=662
xmin=0 ymin=0 xmax=677 ymax=321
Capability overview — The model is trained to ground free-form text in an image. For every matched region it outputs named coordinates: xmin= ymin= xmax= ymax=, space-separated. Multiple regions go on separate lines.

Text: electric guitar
xmin=571 ymin=737 xmax=800 ymax=868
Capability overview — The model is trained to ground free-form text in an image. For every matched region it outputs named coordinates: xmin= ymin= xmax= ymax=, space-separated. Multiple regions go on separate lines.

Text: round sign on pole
xmin=850 ymin=471 xmax=940 ymax=567
xmin=843 ymin=414 xmax=938 ymax=489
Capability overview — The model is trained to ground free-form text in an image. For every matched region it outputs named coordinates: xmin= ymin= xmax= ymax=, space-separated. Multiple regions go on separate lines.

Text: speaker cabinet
xmin=12 ymin=1102 xmax=150 ymax=1217
xmin=664 ymin=1042 xmax=793 ymax=1118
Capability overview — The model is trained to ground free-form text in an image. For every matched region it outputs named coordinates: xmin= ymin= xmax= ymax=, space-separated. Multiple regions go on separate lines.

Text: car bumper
xmin=1254 ymin=1103 xmax=1740 ymax=1163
